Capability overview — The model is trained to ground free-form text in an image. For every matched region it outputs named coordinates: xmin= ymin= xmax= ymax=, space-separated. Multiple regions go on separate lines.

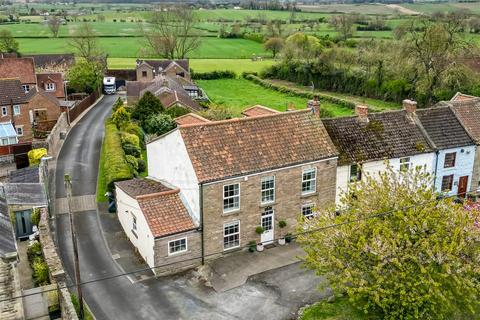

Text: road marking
xmin=55 ymin=195 xmax=97 ymax=214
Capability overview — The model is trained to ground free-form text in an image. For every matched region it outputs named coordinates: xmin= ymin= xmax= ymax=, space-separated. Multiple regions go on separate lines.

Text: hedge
xmin=191 ymin=70 xmax=237 ymax=80
xmin=244 ymin=74 xmax=356 ymax=110
xmin=103 ymin=122 xmax=133 ymax=190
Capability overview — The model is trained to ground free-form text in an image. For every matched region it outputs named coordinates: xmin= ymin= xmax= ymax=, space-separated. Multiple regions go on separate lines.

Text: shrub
xmin=122 ymin=143 xmax=141 ymax=157
xmin=32 ymin=259 xmax=50 ymax=286
xmin=137 ymin=158 xmax=146 ymax=173
xmin=120 ymin=132 xmax=140 ymax=148
xmin=198 ymin=104 xmax=234 ymax=121
xmin=111 ymin=106 xmax=131 ymax=130
xmin=112 ymin=97 xmax=124 ymax=112
xmin=28 ymin=148 xmax=47 ymax=166
xmin=255 ymin=226 xmax=264 ymax=235
xmin=125 ymin=155 xmax=138 ymax=173
xmin=103 ymin=122 xmax=133 ymax=190
xmin=27 ymin=241 xmax=42 ymax=263
xmin=164 ymin=105 xmax=190 ymax=118
xmin=132 ymin=92 xmax=164 ymax=126
xmin=248 ymin=241 xmax=257 ymax=252
xmin=143 ymin=113 xmax=176 ymax=135
xmin=191 ymin=70 xmax=236 ymax=80
xmin=124 ymin=123 xmax=144 ymax=143
xmin=31 ymin=208 xmax=40 ymax=226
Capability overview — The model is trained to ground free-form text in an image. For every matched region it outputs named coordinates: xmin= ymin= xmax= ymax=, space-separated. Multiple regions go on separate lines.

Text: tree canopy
xmin=298 ymin=167 xmax=480 ymax=319
xmin=131 ymin=91 xmax=164 ymax=126
xmin=66 ymin=60 xmax=103 ymax=93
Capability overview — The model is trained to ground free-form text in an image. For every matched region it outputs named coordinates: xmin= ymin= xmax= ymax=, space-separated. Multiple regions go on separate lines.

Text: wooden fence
xmin=68 ymin=89 xmax=101 ymax=123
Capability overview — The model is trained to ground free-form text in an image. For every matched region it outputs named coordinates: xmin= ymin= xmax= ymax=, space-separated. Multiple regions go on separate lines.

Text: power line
xmin=0 ymin=191 xmax=476 ymax=304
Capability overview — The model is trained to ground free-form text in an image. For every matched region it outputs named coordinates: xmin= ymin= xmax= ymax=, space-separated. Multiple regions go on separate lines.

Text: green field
xmin=197 ymin=78 xmax=353 ymax=116
xmin=16 ymin=37 xmax=269 ymax=59
xmin=298 ymin=3 xmax=400 ymax=15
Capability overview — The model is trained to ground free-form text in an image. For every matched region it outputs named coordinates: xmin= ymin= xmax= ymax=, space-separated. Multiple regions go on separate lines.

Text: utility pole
xmin=64 ymin=174 xmax=84 ymax=320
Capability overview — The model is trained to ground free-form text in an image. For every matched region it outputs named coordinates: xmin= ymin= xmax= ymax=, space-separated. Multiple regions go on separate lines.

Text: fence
xmin=68 ymin=89 xmax=101 ymax=123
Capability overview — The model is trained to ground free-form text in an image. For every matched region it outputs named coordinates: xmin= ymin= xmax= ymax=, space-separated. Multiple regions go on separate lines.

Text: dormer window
xmin=45 ymin=82 xmax=55 ymax=91
xmin=22 ymin=85 xmax=30 ymax=93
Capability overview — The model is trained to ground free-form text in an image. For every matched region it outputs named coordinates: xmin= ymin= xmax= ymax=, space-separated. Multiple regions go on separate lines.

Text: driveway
xmin=54 ymin=95 xmax=326 ymax=320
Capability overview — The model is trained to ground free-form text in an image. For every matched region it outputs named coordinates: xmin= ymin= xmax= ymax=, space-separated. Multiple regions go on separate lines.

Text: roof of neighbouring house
xmin=0 ymin=79 xmax=28 ymax=105
xmin=36 ymin=73 xmax=65 ymax=98
xmin=25 ymin=86 xmax=62 ymax=107
xmin=0 ymin=57 xmax=36 ymax=84
xmin=126 ymin=81 xmax=152 ymax=98
xmin=25 ymin=53 xmax=75 ymax=69
xmin=115 ymin=178 xmax=172 ymax=198
xmin=136 ymin=59 xmax=189 ymax=74
xmin=241 ymin=105 xmax=280 ymax=117
xmin=450 ymin=92 xmax=477 ymax=102
xmin=417 ymin=106 xmax=475 ymax=150
xmin=8 ymin=167 xmax=39 ymax=183
xmin=176 ymin=110 xmax=338 ymax=183
xmin=4 ymin=183 xmax=47 ymax=206
xmin=322 ymin=110 xmax=434 ymax=166
xmin=0 ymin=122 xmax=17 ymax=139
xmin=175 ymin=113 xmax=210 ymax=126
xmin=115 ymin=178 xmax=196 ymax=238
xmin=437 ymin=98 xmax=480 ymax=144
xmin=0 ymin=187 xmax=16 ymax=259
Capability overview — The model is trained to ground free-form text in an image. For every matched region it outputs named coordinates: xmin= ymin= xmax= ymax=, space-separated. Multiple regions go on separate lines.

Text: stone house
xmin=146 ymin=108 xmax=338 ymax=260
xmin=114 ymin=178 xmax=200 ymax=275
xmin=323 ymin=101 xmax=436 ymax=205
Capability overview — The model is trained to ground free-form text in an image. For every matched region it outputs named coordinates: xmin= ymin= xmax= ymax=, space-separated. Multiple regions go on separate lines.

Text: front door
xmin=458 ymin=176 xmax=469 ymax=198
xmin=15 ymin=209 xmax=33 ymax=238
xmin=261 ymin=207 xmax=274 ymax=244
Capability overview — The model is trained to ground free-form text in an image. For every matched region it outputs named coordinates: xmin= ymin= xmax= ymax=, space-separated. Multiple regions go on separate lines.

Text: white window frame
xmin=301 ymin=203 xmax=315 ymax=219
xmin=261 ymin=176 xmax=275 ymax=204
xmin=223 ymin=220 xmax=240 ymax=250
xmin=45 ymin=82 xmax=55 ymax=91
xmin=168 ymin=238 xmax=188 ymax=256
xmin=223 ymin=183 xmax=240 ymax=213
xmin=1 ymin=106 xmax=7 ymax=116
xmin=301 ymin=168 xmax=317 ymax=195
xmin=13 ymin=105 xmax=20 ymax=116
xmin=22 ymin=84 xmax=30 ymax=93
xmin=399 ymin=157 xmax=411 ymax=172
xmin=15 ymin=126 xmax=23 ymax=136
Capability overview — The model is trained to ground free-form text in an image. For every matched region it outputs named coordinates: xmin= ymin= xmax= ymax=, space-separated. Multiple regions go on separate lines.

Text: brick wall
xmin=153 ymin=230 xmax=202 ymax=276
xmin=201 ymin=159 xmax=337 ymax=258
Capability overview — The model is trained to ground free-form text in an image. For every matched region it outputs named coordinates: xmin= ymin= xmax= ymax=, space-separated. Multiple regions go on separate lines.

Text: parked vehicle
xmin=103 ymin=77 xmax=116 ymax=94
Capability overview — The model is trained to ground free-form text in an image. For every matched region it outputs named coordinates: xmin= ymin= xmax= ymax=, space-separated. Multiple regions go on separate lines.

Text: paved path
xmin=54 ymin=95 xmax=327 ymax=320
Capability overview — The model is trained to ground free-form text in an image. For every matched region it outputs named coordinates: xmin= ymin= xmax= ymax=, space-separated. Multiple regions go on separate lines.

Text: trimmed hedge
xmin=191 ymin=70 xmax=237 ymax=80
xmin=104 ymin=122 xmax=133 ymax=190
xmin=244 ymin=74 xmax=356 ymax=110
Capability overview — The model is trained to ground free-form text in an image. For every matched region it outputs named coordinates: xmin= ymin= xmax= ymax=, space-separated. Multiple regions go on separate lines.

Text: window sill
xmin=259 ymin=201 xmax=276 ymax=208
xmin=301 ymin=192 xmax=318 ymax=198
xmin=222 ymin=208 xmax=240 ymax=216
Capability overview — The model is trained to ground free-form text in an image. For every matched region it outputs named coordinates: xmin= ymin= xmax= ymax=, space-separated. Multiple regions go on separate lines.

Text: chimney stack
xmin=403 ymin=99 xmax=417 ymax=114
xmin=355 ymin=105 xmax=369 ymax=122
xmin=307 ymin=96 xmax=320 ymax=117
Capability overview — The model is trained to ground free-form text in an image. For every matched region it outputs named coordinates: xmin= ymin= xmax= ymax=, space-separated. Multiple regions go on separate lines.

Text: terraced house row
xmin=114 ymin=94 xmax=480 ymax=275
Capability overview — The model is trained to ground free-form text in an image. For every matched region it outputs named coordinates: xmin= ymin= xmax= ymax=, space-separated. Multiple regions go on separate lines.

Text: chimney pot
xmin=403 ymin=99 xmax=417 ymax=114
xmin=308 ymin=96 xmax=321 ymax=117
xmin=355 ymin=105 xmax=369 ymax=121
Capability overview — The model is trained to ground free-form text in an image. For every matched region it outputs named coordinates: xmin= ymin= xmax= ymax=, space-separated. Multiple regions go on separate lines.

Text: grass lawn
xmin=17 ymin=37 xmax=269 ymax=58
xmin=300 ymin=298 xmax=377 ymax=320
xmin=107 ymin=58 xmax=276 ymax=74
xmin=197 ymin=78 xmax=353 ymax=117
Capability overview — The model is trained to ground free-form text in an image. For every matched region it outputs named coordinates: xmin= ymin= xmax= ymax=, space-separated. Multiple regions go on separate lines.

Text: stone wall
xmin=202 ymin=159 xmax=337 ymax=259
xmin=38 ymin=207 xmax=79 ymax=320
xmin=153 ymin=230 xmax=202 ymax=276
xmin=472 ymin=148 xmax=480 ymax=193
xmin=45 ymin=112 xmax=69 ymax=159
xmin=0 ymin=259 xmax=24 ymax=320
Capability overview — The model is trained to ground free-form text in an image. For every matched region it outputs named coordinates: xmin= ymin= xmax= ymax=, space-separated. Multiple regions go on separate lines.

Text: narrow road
xmin=54 ymin=95 xmax=325 ymax=320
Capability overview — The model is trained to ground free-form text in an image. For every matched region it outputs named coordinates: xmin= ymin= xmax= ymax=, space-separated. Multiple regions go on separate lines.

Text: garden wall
xmin=45 ymin=112 xmax=69 ymax=159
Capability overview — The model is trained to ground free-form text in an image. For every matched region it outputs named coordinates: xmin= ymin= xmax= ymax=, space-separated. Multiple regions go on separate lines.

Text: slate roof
xmin=175 ymin=113 xmax=210 ymax=126
xmin=439 ymin=98 xmax=480 ymax=144
xmin=242 ymin=105 xmax=280 ymax=117
xmin=137 ymin=191 xmax=196 ymax=238
xmin=25 ymin=53 xmax=75 ymax=69
xmin=0 ymin=79 xmax=28 ymax=105
xmin=8 ymin=167 xmax=40 ymax=183
xmin=115 ymin=178 xmax=172 ymax=198
xmin=178 ymin=110 xmax=338 ymax=183
xmin=126 ymin=81 xmax=151 ymax=98
xmin=4 ymin=183 xmax=47 ymax=206
xmin=136 ymin=59 xmax=189 ymax=73
xmin=0 ymin=57 xmax=36 ymax=84
xmin=416 ymin=106 xmax=475 ymax=150
xmin=322 ymin=110 xmax=434 ymax=166
xmin=0 ymin=187 xmax=16 ymax=258
xmin=36 ymin=73 xmax=65 ymax=98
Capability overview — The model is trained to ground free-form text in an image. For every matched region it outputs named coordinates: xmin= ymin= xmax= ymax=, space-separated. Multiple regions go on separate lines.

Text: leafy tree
xmin=0 ymin=29 xmax=19 ymax=53
xmin=111 ymin=106 xmax=131 ymax=130
xmin=69 ymin=22 xmax=105 ymax=69
xmin=264 ymin=37 xmax=284 ymax=58
xmin=132 ymin=92 xmax=164 ymax=126
xmin=47 ymin=16 xmax=62 ymax=38
xmin=283 ymin=32 xmax=322 ymax=62
xmin=329 ymin=14 xmax=355 ymax=41
xmin=198 ymin=104 xmax=234 ymax=121
xmin=298 ymin=167 xmax=480 ymax=319
xmin=66 ymin=60 xmax=103 ymax=93
xmin=143 ymin=113 xmax=176 ymax=135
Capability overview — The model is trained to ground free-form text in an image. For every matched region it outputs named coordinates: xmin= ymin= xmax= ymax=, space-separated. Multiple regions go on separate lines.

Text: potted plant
xmin=285 ymin=233 xmax=293 ymax=243
xmin=278 ymin=220 xmax=287 ymax=245
xmin=248 ymin=241 xmax=256 ymax=253
xmin=255 ymin=226 xmax=265 ymax=252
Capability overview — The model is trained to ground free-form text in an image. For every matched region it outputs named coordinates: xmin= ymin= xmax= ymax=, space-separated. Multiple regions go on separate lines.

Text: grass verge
xmin=96 ymin=131 xmax=108 ymax=203
xmin=300 ymin=298 xmax=377 ymax=320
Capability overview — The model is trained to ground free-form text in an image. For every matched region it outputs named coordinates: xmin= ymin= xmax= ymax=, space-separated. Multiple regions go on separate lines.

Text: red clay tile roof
xmin=115 ymin=178 xmax=172 ymax=198
xmin=137 ymin=190 xmax=196 ymax=238
xmin=450 ymin=92 xmax=477 ymax=102
xmin=175 ymin=113 xmax=210 ymax=126
xmin=242 ymin=105 xmax=280 ymax=117
xmin=36 ymin=73 xmax=65 ymax=98
xmin=179 ymin=110 xmax=338 ymax=183
xmin=0 ymin=58 xmax=36 ymax=84
xmin=25 ymin=87 xmax=62 ymax=106
xmin=0 ymin=79 xmax=28 ymax=105
xmin=441 ymin=98 xmax=480 ymax=144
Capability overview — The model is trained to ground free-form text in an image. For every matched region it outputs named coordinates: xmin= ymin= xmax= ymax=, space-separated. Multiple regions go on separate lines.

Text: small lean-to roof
xmin=0 ymin=122 xmax=17 ymax=139
xmin=175 ymin=113 xmax=210 ymax=126
xmin=4 ymin=183 xmax=47 ymax=206
xmin=323 ymin=110 xmax=434 ymax=166
xmin=115 ymin=178 xmax=172 ymax=198
xmin=179 ymin=110 xmax=338 ymax=183
xmin=0 ymin=187 xmax=16 ymax=258
xmin=8 ymin=167 xmax=39 ymax=183
xmin=242 ymin=105 xmax=280 ymax=117
xmin=438 ymin=98 xmax=480 ymax=144
xmin=417 ymin=106 xmax=475 ymax=150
